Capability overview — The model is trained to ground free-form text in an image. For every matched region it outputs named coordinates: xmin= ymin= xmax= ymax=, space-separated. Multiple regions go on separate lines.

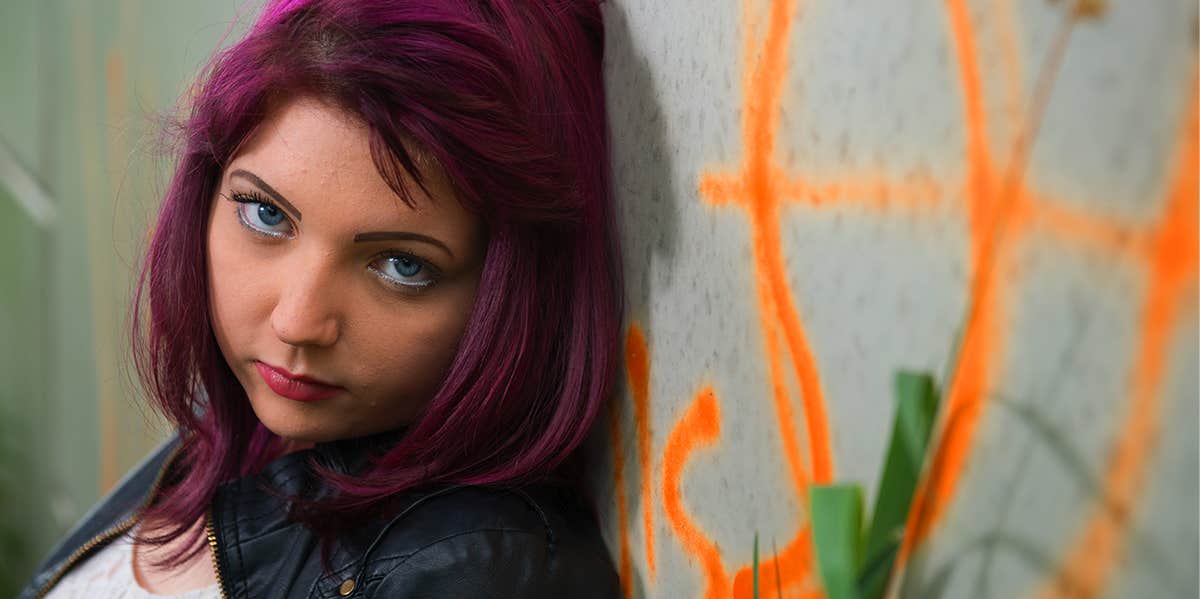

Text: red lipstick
xmin=254 ymin=361 xmax=343 ymax=402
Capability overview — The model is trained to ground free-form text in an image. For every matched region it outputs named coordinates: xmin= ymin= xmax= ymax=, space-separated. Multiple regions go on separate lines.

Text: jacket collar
xmin=209 ymin=428 xmax=413 ymax=598
xmin=308 ymin=427 xmax=408 ymax=478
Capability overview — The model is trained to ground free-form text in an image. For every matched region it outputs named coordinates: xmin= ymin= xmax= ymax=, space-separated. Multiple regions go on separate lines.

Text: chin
xmin=259 ymin=419 xmax=344 ymax=444
xmin=246 ymin=387 xmax=418 ymax=444
xmin=248 ymin=394 xmax=346 ymax=443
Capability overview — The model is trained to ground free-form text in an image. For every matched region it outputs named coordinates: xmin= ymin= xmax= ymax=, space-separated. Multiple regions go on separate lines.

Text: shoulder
xmin=361 ymin=485 xmax=619 ymax=598
xmin=19 ymin=435 xmax=183 ymax=599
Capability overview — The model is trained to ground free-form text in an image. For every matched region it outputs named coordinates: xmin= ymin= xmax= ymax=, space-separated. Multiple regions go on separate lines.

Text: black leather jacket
xmin=20 ymin=434 xmax=619 ymax=598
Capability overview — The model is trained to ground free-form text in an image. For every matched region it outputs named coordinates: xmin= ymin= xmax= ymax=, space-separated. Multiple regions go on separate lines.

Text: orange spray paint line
xmin=606 ymin=397 xmax=633 ymax=599
xmin=887 ymin=0 xmax=1002 ymax=580
xmin=701 ymin=0 xmax=834 ymax=593
xmin=944 ymin=0 xmax=997 ymax=264
xmin=624 ymin=325 xmax=656 ymax=579
xmin=778 ymin=168 xmax=948 ymax=210
xmin=739 ymin=0 xmax=836 ymax=487
xmin=746 ymin=0 xmax=834 ymax=483
xmin=894 ymin=0 xmax=1081 ymax=579
xmin=1033 ymin=81 xmax=1198 ymax=599
xmin=662 ymin=387 xmax=730 ymax=599
xmin=732 ymin=528 xmax=824 ymax=599
xmin=728 ymin=320 xmax=821 ymax=598
xmin=1028 ymin=196 xmax=1150 ymax=256
xmin=702 ymin=0 xmax=834 ymax=490
xmin=924 ymin=0 xmax=1079 ymax=531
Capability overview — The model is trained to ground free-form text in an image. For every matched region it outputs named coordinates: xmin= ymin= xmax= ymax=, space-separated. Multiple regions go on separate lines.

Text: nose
xmin=269 ymin=262 xmax=342 ymax=348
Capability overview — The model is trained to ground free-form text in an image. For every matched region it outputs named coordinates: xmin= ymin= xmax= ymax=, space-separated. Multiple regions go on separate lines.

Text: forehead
xmin=225 ymin=96 xmax=465 ymax=230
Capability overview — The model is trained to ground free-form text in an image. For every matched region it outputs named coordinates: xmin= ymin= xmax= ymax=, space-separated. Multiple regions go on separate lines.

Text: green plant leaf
xmin=754 ymin=531 xmax=760 ymax=599
xmin=858 ymin=371 xmax=940 ymax=599
xmin=810 ymin=484 xmax=864 ymax=599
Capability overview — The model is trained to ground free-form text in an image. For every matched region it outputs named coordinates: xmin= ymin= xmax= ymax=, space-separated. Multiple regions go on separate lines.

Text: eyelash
xmin=228 ymin=190 xmax=293 ymax=239
xmin=223 ymin=191 xmax=442 ymax=293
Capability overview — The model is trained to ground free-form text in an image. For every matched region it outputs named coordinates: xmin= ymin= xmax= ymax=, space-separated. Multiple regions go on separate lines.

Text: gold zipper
xmin=30 ymin=513 xmax=140 ymax=599
xmin=31 ymin=442 xmax=189 ymax=599
xmin=205 ymin=507 xmax=230 ymax=599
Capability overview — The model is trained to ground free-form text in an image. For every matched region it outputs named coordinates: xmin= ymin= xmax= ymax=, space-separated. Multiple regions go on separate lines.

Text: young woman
xmin=20 ymin=0 xmax=621 ymax=597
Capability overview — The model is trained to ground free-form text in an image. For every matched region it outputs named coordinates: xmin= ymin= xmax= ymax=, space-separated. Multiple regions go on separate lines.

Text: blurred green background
xmin=0 ymin=1 xmax=259 ymax=591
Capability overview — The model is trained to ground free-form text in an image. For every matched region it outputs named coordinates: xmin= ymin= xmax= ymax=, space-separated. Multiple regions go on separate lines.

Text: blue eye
xmin=371 ymin=254 xmax=438 ymax=290
xmin=230 ymin=192 xmax=293 ymax=238
xmin=257 ymin=203 xmax=285 ymax=226
xmin=392 ymin=256 xmax=422 ymax=277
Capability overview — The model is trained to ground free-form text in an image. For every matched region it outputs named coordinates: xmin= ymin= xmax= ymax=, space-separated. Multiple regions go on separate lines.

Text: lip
xmin=254 ymin=361 xmax=343 ymax=402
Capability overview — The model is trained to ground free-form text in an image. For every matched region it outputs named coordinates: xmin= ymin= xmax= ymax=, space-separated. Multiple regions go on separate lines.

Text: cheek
xmin=206 ymin=220 xmax=272 ymax=348
xmin=355 ymin=284 xmax=477 ymax=395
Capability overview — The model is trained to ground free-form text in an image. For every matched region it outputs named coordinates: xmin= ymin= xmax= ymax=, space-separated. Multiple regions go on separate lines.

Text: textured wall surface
xmin=593 ymin=1 xmax=1198 ymax=598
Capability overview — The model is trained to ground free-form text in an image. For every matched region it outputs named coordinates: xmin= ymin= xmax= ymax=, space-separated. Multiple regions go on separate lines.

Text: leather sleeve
xmin=368 ymin=527 xmax=620 ymax=599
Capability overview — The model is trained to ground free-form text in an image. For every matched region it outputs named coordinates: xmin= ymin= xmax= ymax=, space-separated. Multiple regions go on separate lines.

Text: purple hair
xmin=131 ymin=0 xmax=619 ymax=564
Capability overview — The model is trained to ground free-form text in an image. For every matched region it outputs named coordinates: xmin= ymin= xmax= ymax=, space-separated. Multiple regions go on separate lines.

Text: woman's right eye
xmin=229 ymin=192 xmax=294 ymax=238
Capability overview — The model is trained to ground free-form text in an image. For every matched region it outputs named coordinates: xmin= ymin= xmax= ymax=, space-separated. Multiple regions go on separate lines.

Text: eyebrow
xmin=229 ymin=168 xmax=455 ymax=259
xmin=229 ymin=169 xmax=303 ymax=221
xmin=353 ymin=231 xmax=455 ymax=259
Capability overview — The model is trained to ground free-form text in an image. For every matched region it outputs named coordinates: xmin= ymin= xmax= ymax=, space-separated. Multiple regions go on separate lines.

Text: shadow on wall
xmin=589 ymin=2 xmax=681 ymax=599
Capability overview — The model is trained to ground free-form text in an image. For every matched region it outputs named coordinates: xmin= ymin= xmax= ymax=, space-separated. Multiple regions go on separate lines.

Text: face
xmin=206 ymin=96 xmax=483 ymax=443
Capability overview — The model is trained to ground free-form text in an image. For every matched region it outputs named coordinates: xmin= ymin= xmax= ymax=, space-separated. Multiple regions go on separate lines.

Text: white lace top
xmin=43 ymin=530 xmax=221 ymax=599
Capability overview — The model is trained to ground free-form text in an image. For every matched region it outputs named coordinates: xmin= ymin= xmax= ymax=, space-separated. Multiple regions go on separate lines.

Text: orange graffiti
xmin=626 ymin=325 xmax=657 ymax=580
xmin=731 ymin=530 xmax=822 ymax=599
xmin=662 ymin=387 xmax=729 ymax=599
xmin=893 ymin=6 xmax=1192 ymax=592
xmin=609 ymin=0 xmax=1195 ymax=597
xmin=607 ymin=396 xmax=634 ymax=599
xmin=700 ymin=0 xmax=834 ymax=492
xmin=1033 ymin=83 xmax=1199 ymax=599
xmin=894 ymin=0 xmax=1016 ymax=567
xmin=699 ymin=1 xmax=836 ymax=594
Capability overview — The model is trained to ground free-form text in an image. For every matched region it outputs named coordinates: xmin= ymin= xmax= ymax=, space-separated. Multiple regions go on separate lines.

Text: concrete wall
xmin=594 ymin=1 xmax=1198 ymax=598
xmin=0 ymin=1 xmax=1195 ymax=597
